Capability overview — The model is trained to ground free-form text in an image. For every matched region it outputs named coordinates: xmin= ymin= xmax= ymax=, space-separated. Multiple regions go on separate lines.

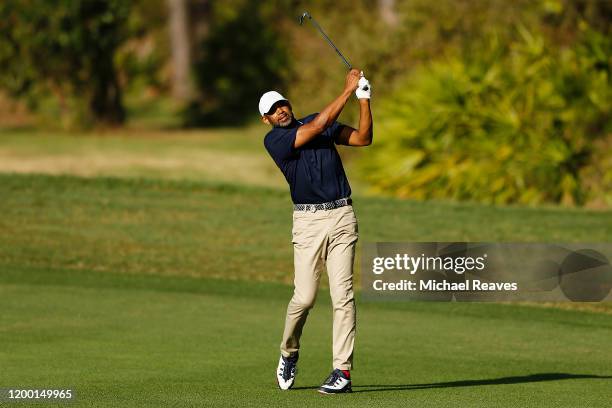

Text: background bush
xmin=0 ymin=0 xmax=609 ymax=206
xmin=360 ymin=24 xmax=610 ymax=206
xmin=0 ymin=0 xmax=133 ymax=126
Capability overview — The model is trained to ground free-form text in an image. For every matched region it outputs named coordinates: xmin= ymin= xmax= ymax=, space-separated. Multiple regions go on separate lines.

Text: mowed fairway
xmin=1 ymin=174 xmax=612 ymax=407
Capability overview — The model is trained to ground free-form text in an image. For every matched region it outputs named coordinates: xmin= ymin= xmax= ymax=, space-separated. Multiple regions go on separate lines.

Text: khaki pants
xmin=280 ymin=204 xmax=358 ymax=370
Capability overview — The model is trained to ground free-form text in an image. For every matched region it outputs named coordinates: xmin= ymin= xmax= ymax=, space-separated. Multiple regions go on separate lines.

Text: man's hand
xmin=344 ymin=69 xmax=361 ymax=93
xmin=336 ymin=71 xmax=373 ymax=147
xmin=355 ymin=72 xmax=371 ymax=99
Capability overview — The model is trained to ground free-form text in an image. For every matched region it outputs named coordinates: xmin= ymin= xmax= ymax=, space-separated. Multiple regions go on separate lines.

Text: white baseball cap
xmin=258 ymin=91 xmax=289 ymax=116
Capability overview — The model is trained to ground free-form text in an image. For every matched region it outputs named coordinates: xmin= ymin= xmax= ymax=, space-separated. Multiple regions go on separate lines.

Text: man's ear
xmin=262 ymin=116 xmax=271 ymax=125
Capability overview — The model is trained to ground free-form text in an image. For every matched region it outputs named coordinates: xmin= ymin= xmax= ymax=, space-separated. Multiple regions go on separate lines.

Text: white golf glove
xmin=355 ymin=72 xmax=371 ymax=99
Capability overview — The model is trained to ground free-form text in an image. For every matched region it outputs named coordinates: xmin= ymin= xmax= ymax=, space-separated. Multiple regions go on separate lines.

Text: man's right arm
xmin=294 ymin=69 xmax=361 ymax=149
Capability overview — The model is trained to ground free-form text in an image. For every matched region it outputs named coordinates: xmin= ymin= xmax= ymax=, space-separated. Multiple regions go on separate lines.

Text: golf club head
xmin=298 ymin=11 xmax=311 ymax=25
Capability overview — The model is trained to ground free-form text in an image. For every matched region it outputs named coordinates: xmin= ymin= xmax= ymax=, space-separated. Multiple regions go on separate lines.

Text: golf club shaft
xmin=304 ymin=15 xmax=352 ymax=70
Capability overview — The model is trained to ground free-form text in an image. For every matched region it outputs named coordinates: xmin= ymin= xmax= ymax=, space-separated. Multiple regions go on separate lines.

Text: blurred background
xmin=0 ymin=0 xmax=610 ymax=207
xmin=1 ymin=3 xmax=612 ymax=405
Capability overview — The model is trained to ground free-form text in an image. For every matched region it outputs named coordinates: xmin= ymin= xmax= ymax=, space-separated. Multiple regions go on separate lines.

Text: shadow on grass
xmin=292 ymin=373 xmax=612 ymax=393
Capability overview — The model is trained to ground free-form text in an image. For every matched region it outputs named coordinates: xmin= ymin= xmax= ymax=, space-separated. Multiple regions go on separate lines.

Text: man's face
xmin=262 ymin=101 xmax=294 ymax=128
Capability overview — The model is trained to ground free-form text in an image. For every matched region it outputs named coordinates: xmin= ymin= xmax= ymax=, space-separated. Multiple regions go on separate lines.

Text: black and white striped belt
xmin=293 ymin=197 xmax=352 ymax=212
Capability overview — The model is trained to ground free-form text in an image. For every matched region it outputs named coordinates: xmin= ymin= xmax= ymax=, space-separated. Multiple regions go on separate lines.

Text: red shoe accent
xmin=342 ymin=370 xmax=350 ymax=379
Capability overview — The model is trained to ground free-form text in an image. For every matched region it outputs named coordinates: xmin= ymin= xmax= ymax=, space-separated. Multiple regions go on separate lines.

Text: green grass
xmin=1 ymin=174 xmax=611 ymax=285
xmin=2 ymin=269 xmax=612 ymax=407
xmin=0 ymin=125 xmax=285 ymax=188
xmin=1 ymin=174 xmax=611 ymax=406
xmin=0 ymin=124 xmax=372 ymax=192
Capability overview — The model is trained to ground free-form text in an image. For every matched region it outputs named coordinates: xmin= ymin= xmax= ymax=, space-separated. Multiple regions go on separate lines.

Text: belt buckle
xmin=310 ymin=205 xmax=317 ymax=213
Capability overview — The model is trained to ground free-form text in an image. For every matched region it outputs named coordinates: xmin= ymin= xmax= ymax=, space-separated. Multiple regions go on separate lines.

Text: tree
xmin=185 ymin=1 xmax=290 ymax=125
xmin=379 ymin=0 xmax=398 ymax=27
xmin=0 ymin=0 xmax=131 ymax=126
xmin=167 ymin=0 xmax=192 ymax=102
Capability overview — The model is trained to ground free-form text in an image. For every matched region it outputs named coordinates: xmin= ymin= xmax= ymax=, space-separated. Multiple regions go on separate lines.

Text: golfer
xmin=259 ymin=68 xmax=372 ymax=394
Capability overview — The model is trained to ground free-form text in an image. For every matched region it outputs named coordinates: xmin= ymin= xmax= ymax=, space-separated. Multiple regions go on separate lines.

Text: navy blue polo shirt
xmin=264 ymin=113 xmax=352 ymax=204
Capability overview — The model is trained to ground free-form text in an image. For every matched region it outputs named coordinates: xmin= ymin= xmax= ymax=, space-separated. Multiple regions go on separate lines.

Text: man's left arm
xmin=336 ymin=99 xmax=372 ymax=147
xmin=335 ymin=75 xmax=373 ymax=147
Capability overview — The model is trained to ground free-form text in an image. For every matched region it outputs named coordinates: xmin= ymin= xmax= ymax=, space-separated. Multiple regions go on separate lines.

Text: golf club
xmin=299 ymin=11 xmax=352 ymax=70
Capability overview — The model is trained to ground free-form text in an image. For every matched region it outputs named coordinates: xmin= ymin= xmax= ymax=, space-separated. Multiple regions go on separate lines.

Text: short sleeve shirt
xmin=264 ymin=114 xmax=352 ymax=204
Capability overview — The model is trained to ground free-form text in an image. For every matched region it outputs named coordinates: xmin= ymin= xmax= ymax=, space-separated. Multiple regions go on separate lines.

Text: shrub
xmin=360 ymin=25 xmax=610 ymax=206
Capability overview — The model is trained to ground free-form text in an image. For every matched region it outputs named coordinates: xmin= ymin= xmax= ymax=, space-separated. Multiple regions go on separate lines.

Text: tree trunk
xmin=168 ymin=0 xmax=192 ymax=102
xmin=90 ymin=51 xmax=126 ymax=126
xmin=379 ymin=0 xmax=399 ymax=27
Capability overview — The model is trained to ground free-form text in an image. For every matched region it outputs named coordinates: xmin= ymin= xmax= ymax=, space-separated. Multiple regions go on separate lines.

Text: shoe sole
xmin=317 ymin=386 xmax=352 ymax=395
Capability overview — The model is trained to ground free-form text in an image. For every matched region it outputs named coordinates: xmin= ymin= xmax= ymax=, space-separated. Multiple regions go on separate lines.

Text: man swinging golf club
xmin=259 ymin=68 xmax=372 ymax=394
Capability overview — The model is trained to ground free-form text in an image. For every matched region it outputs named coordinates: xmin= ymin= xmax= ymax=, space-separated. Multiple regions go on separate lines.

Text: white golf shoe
xmin=276 ymin=352 xmax=298 ymax=390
